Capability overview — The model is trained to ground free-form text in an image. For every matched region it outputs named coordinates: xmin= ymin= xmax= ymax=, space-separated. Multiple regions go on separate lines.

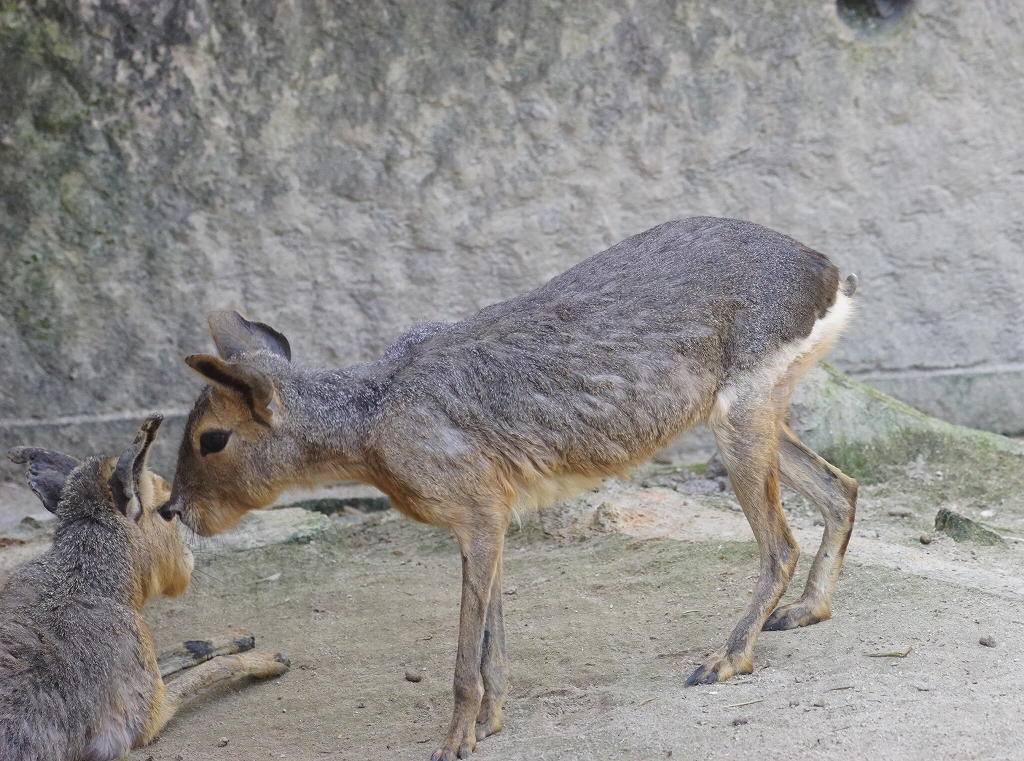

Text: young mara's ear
xmin=184 ymin=354 xmax=280 ymax=424
xmin=208 ymin=311 xmax=291 ymax=362
xmin=7 ymin=447 xmax=81 ymax=514
xmin=110 ymin=414 xmax=163 ymax=521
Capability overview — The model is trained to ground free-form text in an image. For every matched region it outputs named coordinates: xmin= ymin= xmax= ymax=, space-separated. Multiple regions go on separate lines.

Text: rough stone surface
xmin=3 ymin=0 xmax=1024 ymax=478
xmin=198 ymin=507 xmax=331 ymax=553
xmin=934 ymin=507 xmax=1004 ymax=546
xmin=790 ymin=362 xmax=1024 ymax=483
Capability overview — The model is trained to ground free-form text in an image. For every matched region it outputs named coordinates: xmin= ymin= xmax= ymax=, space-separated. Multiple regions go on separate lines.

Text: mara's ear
xmin=184 ymin=354 xmax=280 ymax=424
xmin=208 ymin=311 xmax=291 ymax=362
xmin=109 ymin=414 xmax=163 ymax=521
xmin=7 ymin=447 xmax=80 ymax=514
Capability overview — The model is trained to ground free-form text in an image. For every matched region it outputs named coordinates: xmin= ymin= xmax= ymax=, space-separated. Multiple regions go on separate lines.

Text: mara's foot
xmin=763 ymin=601 xmax=831 ymax=631
xmin=430 ymin=735 xmax=474 ymax=761
xmin=684 ymin=651 xmax=753 ymax=686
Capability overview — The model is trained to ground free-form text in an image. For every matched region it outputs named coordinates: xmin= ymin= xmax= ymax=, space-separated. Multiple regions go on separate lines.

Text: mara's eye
xmin=199 ymin=430 xmax=231 ymax=457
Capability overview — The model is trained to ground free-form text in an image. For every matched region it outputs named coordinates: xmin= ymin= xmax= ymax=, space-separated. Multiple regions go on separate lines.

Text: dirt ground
xmin=72 ymin=458 xmax=1021 ymax=761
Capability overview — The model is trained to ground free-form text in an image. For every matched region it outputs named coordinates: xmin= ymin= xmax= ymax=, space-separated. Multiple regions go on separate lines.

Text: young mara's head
xmin=8 ymin=415 xmax=193 ymax=604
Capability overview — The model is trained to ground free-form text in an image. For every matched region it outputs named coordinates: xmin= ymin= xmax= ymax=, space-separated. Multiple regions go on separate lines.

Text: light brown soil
xmin=125 ymin=470 xmax=1024 ymax=761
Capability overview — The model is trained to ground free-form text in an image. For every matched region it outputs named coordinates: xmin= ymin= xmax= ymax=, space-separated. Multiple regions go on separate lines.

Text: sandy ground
xmin=60 ymin=463 xmax=1017 ymax=761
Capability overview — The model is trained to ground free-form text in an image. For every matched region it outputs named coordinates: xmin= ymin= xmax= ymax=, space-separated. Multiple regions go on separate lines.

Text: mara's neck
xmin=285 ymin=362 xmax=387 ymax=485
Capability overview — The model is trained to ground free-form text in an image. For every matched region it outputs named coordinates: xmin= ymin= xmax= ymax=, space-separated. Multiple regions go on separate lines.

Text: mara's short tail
xmin=841 ymin=274 xmax=858 ymax=297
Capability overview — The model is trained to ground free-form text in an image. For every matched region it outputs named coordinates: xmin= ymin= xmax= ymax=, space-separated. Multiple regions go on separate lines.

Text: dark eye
xmin=199 ymin=430 xmax=231 ymax=457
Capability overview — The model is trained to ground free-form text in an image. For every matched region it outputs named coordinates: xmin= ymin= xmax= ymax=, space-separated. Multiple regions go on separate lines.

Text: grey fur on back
xmin=372 ymin=217 xmax=838 ymax=487
xmin=189 ymin=217 xmax=842 ymax=509
xmin=0 ymin=460 xmax=156 ymax=761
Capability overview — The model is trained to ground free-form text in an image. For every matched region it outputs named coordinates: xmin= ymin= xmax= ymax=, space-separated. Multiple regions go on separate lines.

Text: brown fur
xmin=1 ymin=417 xmax=288 ymax=761
xmin=163 ymin=217 xmax=860 ymax=760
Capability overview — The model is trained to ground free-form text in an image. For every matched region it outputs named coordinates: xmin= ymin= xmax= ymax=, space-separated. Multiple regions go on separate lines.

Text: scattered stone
xmin=393 ymin=549 xmax=405 ymax=555
xmin=704 ymin=452 xmax=728 ymax=479
xmin=813 ymin=699 xmax=826 ymax=708
xmin=591 ymin=502 xmax=624 ymax=532
xmin=504 ymin=586 xmax=518 ymax=595
xmin=980 ymin=635 xmax=997 ymax=648
xmin=218 ymin=737 xmax=229 ymax=747
xmin=888 ymin=508 xmax=915 ymax=518
xmin=731 ymin=717 xmax=749 ymax=726
xmin=202 ymin=508 xmax=330 ymax=553
xmin=16 ymin=513 xmax=56 ymax=533
xmin=934 ymin=508 xmax=1004 ymax=546
xmin=405 ymin=668 xmax=423 ymax=683
xmin=356 ymin=702 xmax=365 ymax=709
xmin=920 ymin=533 xmax=933 ymax=545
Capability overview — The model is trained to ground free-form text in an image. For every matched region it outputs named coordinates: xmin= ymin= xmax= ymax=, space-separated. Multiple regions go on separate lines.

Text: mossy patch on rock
xmin=791 ymin=363 xmax=1024 ymax=488
xmin=934 ymin=508 xmax=1004 ymax=546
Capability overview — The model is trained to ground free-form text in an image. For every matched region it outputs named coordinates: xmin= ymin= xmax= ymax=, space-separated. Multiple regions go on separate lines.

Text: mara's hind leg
xmin=764 ymin=423 xmax=858 ymax=631
xmin=142 ymin=651 xmax=290 ymax=744
xmin=687 ymin=399 xmax=799 ymax=685
xmin=156 ymin=630 xmax=256 ymax=678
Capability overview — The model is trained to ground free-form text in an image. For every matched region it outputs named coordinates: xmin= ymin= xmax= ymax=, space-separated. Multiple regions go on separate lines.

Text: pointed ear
xmin=208 ymin=311 xmax=291 ymax=362
xmin=184 ymin=354 xmax=280 ymax=424
xmin=7 ymin=447 xmax=81 ymax=514
xmin=109 ymin=414 xmax=163 ymax=521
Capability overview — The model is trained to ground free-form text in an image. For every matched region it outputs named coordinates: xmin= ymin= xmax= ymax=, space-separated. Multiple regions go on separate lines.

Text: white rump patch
xmin=712 ymin=285 xmax=857 ymax=424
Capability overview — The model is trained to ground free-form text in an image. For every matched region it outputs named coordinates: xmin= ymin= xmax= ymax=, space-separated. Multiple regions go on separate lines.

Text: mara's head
xmin=161 ymin=311 xmax=303 ymax=536
xmin=7 ymin=415 xmax=194 ymax=602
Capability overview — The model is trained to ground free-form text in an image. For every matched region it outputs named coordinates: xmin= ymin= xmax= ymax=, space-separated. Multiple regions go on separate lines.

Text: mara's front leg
xmin=431 ymin=519 xmax=506 ymax=761
xmin=475 ymin=540 xmax=508 ymax=741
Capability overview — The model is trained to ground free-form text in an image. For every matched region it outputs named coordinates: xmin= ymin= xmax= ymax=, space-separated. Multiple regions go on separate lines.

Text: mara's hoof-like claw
xmin=430 ymin=742 xmax=473 ymax=761
xmin=685 ymin=652 xmax=752 ymax=686
xmin=763 ymin=602 xmax=830 ymax=631
xmin=236 ymin=650 xmax=291 ymax=678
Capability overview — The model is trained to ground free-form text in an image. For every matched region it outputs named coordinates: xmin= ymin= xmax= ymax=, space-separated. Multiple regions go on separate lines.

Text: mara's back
xmin=374 ymin=218 xmax=841 ymax=486
xmin=0 ymin=524 xmax=152 ymax=761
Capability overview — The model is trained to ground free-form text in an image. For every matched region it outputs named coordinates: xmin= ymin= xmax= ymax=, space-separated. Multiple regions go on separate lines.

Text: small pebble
xmin=813 ymin=699 xmax=826 ymax=708
xmin=405 ymin=668 xmax=423 ymax=683
xmin=731 ymin=717 xmax=749 ymax=726
xmin=980 ymin=635 xmax=997 ymax=648
xmin=789 ymin=699 xmax=800 ymax=707
xmin=356 ymin=702 xmax=365 ymax=708
xmin=889 ymin=508 xmax=915 ymax=518
xmin=393 ymin=549 xmax=404 ymax=556
xmin=218 ymin=737 xmax=229 ymax=747
xmin=920 ymin=533 xmax=932 ymax=545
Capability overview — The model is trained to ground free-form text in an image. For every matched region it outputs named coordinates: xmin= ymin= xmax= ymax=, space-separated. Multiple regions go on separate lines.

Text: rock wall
xmin=2 ymin=0 xmax=1024 ymax=476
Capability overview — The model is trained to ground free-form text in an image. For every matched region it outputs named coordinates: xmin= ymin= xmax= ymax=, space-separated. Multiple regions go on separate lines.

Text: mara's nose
xmin=158 ymin=500 xmax=182 ymax=522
